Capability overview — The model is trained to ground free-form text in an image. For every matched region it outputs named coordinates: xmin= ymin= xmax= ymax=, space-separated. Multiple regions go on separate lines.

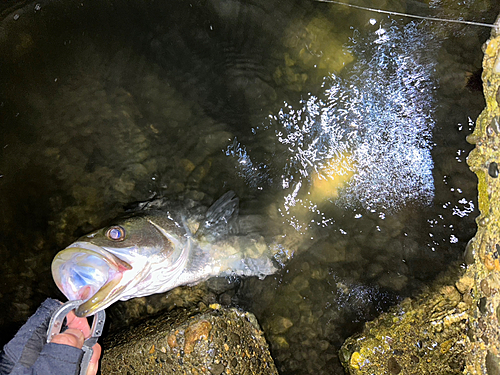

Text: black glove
xmin=0 ymin=298 xmax=83 ymax=375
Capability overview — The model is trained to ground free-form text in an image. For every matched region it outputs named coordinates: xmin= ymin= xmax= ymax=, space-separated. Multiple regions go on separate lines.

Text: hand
xmin=0 ymin=298 xmax=103 ymax=375
xmin=51 ymin=311 xmax=102 ymax=375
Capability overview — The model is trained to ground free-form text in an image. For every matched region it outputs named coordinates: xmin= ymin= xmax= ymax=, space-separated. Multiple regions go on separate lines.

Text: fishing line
xmin=315 ymin=0 xmax=497 ymax=28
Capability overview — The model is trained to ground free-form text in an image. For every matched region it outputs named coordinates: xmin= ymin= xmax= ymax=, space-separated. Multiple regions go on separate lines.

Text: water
xmin=0 ymin=0 xmax=497 ymax=373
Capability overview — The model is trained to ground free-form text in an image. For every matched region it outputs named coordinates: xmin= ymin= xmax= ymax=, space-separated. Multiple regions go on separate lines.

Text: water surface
xmin=0 ymin=0 xmax=498 ymax=373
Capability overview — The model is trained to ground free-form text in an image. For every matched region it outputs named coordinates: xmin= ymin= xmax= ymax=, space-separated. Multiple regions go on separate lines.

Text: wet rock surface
xmin=463 ymin=15 xmax=500 ymax=374
xmin=340 ymin=268 xmax=469 ymax=374
xmin=101 ymin=304 xmax=278 ymax=374
xmin=340 ymin=14 xmax=500 ymax=375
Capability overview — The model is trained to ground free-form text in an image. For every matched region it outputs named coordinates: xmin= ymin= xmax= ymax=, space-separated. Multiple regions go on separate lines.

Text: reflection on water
xmin=281 ymin=21 xmax=436 ymax=211
xmin=0 ymin=0 xmax=497 ymax=373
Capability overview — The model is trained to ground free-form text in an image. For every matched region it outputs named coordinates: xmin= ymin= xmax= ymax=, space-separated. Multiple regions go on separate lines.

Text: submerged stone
xmin=340 ymin=269 xmax=469 ymax=374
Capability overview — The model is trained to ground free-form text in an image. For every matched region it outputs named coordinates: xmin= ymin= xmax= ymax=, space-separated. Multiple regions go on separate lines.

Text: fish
xmin=51 ymin=191 xmax=277 ymax=317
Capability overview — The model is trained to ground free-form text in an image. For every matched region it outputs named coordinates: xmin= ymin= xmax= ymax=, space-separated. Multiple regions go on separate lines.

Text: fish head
xmin=52 ymin=212 xmax=186 ymax=317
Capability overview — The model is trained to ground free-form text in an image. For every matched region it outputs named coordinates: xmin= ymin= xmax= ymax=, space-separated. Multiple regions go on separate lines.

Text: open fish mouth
xmin=51 ymin=242 xmax=133 ymax=317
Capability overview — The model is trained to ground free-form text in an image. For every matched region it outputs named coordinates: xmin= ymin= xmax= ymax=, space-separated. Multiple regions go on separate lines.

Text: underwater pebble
xmin=188 ymin=163 xmax=211 ymax=185
xmin=283 ymin=290 xmax=303 ymax=305
xmin=386 ymin=240 xmax=404 ymax=259
xmin=268 ymin=316 xmax=293 ymax=334
xmin=378 ymin=273 xmax=408 ymax=291
xmin=486 ymin=351 xmax=500 ymax=375
xmin=301 ymin=326 xmax=317 ymax=340
xmin=290 ymin=274 xmax=310 ymax=292
xmin=184 ymin=320 xmax=212 ymax=354
xmin=219 ymin=293 xmax=232 ymax=306
xmin=366 ymin=263 xmax=384 ymax=279
xmin=487 ymin=117 xmax=500 ymax=135
xmin=367 ymin=232 xmax=390 ymax=249
xmin=206 ymin=277 xmax=238 ymax=294
xmin=488 ymin=162 xmax=499 ymax=178
xmin=310 ymin=240 xmax=349 ymax=263
xmin=310 ymin=268 xmax=327 ymax=280
xmin=480 ymin=279 xmax=491 ymax=297
xmin=479 ymin=297 xmax=488 ymax=314
xmin=271 ymin=336 xmax=290 ymax=349
xmin=388 ymin=356 xmax=402 ymax=374
xmin=494 ymin=53 xmax=500 ymax=74
xmin=186 ymin=190 xmax=205 ymax=201
xmin=125 ymin=163 xmax=149 ymax=178
xmin=179 ymin=159 xmax=196 ymax=177
xmin=113 ymin=170 xmax=136 ymax=195
xmin=455 ymin=275 xmax=474 ymax=294
xmin=317 ymin=340 xmax=329 ymax=351
xmin=463 ymin=239 xmax=475 ymax=265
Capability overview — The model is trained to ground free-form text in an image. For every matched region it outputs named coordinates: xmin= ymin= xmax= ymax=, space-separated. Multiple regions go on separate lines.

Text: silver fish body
xmin=52 ymin=192 xmax=277 ymax=317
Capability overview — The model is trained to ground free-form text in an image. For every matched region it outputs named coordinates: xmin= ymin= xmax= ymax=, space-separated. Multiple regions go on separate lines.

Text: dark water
xmin=0 ymin=0 xmax=498 ymax=373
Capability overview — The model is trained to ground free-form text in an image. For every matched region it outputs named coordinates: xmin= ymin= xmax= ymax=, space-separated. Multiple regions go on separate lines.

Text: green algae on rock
xmin=101 ymin=304 xmax=278 ymax=374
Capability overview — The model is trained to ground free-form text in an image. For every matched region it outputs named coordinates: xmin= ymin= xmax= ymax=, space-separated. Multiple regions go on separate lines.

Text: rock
xmin=377 ymin=273 xmax=408 ymax=292
xmin=266 ymin=316 xmax=293 ymax=335
xmin=101 ymin=304 xmax=278 ymax=374
xmin=340 ymin=267 xmax=469 ymax=374
xmin=455 ymin=275 xmax=474 ymax=294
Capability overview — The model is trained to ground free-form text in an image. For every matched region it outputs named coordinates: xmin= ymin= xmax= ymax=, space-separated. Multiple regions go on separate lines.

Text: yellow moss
xmin=487 ymin=87 xmax=499 ymax=112
xmin=485 ymin=39 xmax=499 ymax=58
xmin=350 ymin=351 xmax=363 ymax=369
xmin=440 ymin=340 xmax=453 ymax=354
xmin=476 ymin=170 xmax=489 ymax=215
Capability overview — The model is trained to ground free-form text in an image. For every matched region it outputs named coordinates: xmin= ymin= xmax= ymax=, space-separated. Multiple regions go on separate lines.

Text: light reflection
xmin=225 ymin=137 xmax=269 ymax=188
xmin=452 ymin=199 xmax=475 ymax=217
xmin=276 ymin=20 xmax=438 ymax=225
xmin=225 ymin=21 xmax=443 ymax=234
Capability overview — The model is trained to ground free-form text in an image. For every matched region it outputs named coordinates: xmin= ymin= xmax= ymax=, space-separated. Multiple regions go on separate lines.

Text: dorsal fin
xmin=202 ymin=191 xmax=239 ymax=236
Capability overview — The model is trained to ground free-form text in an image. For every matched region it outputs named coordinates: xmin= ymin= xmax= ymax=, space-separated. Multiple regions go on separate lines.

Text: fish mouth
xmin=52 ymin=242 xmax=135 ymax=317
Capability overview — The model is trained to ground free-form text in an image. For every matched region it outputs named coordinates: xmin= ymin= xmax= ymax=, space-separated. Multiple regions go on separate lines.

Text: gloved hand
xmin=0 ymin=298 xmax=101 ymax=375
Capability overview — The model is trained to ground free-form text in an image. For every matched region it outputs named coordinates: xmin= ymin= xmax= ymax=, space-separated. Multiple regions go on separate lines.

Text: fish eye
xmin=106 ymin=226 xmax=126 ymax=241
